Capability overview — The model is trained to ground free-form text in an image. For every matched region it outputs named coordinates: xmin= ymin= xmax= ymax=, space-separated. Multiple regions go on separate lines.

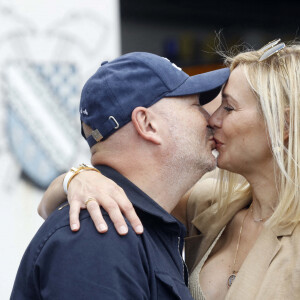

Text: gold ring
xmin=84 ymin=197 xmax=97 ymax=207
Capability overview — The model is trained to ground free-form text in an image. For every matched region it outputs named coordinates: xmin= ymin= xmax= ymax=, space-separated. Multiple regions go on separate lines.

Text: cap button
xmin=101 ymin=61 xmax=109 ymax=66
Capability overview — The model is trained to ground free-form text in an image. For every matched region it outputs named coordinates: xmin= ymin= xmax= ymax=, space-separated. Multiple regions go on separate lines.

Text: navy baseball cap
xmin=80 ymin=52 xmax=229 ymax=147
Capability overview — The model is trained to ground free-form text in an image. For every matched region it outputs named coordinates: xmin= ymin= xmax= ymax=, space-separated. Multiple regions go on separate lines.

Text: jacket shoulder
xmin=186 ymin=177 xmax=217 ymax=233
xmin=12 ymin=205 xmax=149 ymax=299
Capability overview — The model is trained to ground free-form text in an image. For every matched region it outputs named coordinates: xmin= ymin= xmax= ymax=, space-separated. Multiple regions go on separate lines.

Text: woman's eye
xmin=223 ymin=106 xmax=234 ymax=112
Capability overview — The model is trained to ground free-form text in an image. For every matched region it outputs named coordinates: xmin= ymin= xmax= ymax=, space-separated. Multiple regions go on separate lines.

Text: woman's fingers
xmin=69 ymin=201 xmax=81 ymax=231
xmin=100 ymin=199 xmax=129 ymax=235
xmin=99 ymin=186 xmax=144 ymax=235
xmin=123 ymin=207 xmax=144 ymax=234
xmin=67 ymin=170 xmax=144 ymax=235
xmin=85 ymin=199 xmax=108 ymax=233
xmin=117 ymin=189 xmax=143 ymax=234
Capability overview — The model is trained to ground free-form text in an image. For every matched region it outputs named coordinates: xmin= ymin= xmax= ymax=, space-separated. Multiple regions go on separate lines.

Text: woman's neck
xmin=243 ymin=163 xmax=279 ymax=221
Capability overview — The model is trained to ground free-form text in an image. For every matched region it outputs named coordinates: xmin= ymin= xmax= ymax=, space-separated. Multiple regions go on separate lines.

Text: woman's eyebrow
xmin=222 ymin=92 xmax=238 ymax=104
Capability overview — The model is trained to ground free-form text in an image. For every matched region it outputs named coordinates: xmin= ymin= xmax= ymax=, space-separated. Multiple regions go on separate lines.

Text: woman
xmin=39 ymin=40 xmax=300 ymax=299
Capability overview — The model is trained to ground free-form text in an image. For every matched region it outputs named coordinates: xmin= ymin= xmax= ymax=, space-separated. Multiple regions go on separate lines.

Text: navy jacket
xmin=11 ymin=165 xmax=193 ymax=299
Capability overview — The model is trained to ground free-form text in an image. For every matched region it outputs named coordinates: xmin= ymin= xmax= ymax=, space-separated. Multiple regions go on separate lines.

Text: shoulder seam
xmin=31 ymin=215 xmax=91 ymax=272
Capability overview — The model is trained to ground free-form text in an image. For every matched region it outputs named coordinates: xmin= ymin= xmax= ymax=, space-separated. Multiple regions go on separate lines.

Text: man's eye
xmin=223 ymin=106 xmax=234 ymax=112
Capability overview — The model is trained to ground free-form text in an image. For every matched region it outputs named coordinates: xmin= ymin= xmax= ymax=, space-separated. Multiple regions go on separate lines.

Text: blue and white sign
xmin=0 ymin=0 xmax=120 ymax=298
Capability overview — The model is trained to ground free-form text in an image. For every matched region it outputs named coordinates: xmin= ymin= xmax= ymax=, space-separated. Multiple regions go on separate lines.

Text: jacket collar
xmin=96 ymin=165 xmax=185 ymax=234
xmin=191 ymin=193 xmax=297 ymax=237
xmin=226 ymin=220 xmax=297 ymax=299
xmin=185 ymin=194 xmax=298 ymax=274
xmin=191 ymin=196 xmax=250 ymax=235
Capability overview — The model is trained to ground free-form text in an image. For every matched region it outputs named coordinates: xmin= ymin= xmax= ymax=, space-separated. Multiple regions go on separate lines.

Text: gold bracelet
xmin=63 ymin=164 xmax=101 ymax=194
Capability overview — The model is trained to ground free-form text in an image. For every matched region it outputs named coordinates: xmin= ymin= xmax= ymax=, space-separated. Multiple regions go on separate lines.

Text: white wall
xmin=0 ymin=1 xmax=120 ymax=298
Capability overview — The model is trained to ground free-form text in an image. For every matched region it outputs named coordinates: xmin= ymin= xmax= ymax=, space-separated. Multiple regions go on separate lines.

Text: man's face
xmin=153 ymin=95 xmax=217 ymax=178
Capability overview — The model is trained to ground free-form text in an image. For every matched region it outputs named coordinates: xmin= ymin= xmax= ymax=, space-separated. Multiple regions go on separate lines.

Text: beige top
xmin=184 ymin=177 xmax=300 ymax=300
xmin=189 ymin=227 xmax=225 ymax=300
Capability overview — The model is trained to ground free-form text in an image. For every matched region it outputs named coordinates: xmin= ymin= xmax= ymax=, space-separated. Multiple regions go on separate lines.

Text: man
xmin=11 ymin=52 xmax=229 ymax=299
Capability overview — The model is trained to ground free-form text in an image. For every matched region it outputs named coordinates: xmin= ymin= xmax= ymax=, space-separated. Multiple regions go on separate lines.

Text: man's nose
xmin=207 ymin=125 xmax=214 ymax=136
xmin=201 ymin=107 xmax=211 ymax=122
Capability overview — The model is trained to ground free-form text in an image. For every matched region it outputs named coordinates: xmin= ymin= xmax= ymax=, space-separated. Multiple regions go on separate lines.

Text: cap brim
xmin=166 ymin=67 xmax=230 ymax=105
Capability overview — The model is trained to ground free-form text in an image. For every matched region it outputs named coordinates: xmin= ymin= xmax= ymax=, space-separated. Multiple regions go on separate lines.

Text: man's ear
xmin=131 ymin=107 xmax=162 ymax=145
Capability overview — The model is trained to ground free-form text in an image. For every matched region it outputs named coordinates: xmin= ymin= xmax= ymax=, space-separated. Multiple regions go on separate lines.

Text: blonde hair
xmin=216 ymin=42 xmax=300 ymax=228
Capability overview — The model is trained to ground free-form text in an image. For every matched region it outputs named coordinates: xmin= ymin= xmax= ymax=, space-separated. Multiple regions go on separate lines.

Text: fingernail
xmin=98 ymin=224 xmax=107 ymax=232
xmin=71 ymin=224 xmax=79 ymax=231
xmin=119 ymin=225 xmax=128 ymax=234
xmin=135 ymin=225 xmax=143 ymax=234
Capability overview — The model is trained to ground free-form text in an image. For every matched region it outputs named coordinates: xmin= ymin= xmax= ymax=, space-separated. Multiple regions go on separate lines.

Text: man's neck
xmin=92 ymin=148 xmax=206 ymax=213
xmin=113 ymin=164 xmax=205 ymax=213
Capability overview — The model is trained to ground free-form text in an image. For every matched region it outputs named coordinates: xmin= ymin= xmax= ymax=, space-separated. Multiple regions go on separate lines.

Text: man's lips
xmin=208 ymin=136 xmax=216 ymax=149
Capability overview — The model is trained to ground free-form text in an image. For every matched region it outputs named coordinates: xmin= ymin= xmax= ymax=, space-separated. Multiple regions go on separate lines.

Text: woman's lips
xmin=214 ymin=137 xmax=224 ymax=149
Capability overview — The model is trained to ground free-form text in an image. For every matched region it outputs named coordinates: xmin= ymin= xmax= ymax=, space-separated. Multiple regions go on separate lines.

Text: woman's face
xmin=209 ymin=67 xmax=273 ymax=175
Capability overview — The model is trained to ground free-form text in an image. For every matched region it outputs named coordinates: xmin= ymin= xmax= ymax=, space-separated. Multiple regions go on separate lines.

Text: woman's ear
xmin=131 ymin=107 xmax=162 ymax=145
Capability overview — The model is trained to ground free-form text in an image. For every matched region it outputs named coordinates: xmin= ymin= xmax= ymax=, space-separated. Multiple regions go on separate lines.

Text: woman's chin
xmin=216 ymin=155 xmax=228 ymax=171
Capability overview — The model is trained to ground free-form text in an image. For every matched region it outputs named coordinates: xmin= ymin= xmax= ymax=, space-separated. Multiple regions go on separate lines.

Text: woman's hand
xmin=67 ymin=170 xmax=143 ymax=235
xmin=38 ymin=170 xmax=143 ymax=235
